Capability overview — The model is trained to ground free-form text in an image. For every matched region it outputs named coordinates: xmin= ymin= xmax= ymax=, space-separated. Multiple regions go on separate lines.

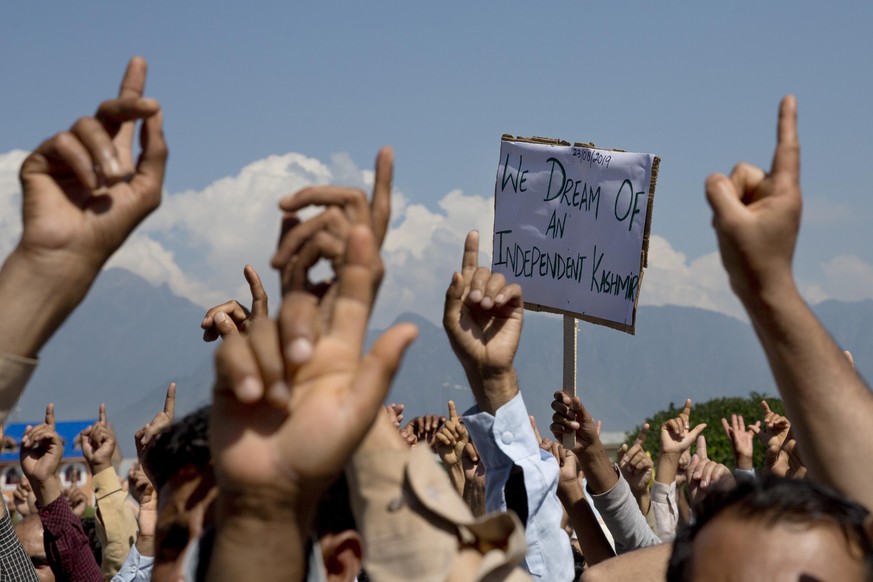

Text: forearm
xmin=575 ymin=444 xmax=619 ymax=495
xmin=558 ymin=484 xmax=615 ymax=566
xmin=743 ymin=283 xmax=873 ymax=508
xmin=0 ymin=249 xmax=96 ymax=358
xmin=444 ymin=462 xmax=465 ymax=496
xmin=208 ymin=495 xmax=311 ymax=582
xmin=589 ymin=474 xmax=661 ymax=553
xmin=655 ymin=452 xmax=680 ymax=486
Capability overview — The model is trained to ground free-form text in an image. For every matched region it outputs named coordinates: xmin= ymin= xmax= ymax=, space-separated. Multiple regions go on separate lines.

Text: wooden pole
xmin=562 ymin=315 xmax=578 ymax=449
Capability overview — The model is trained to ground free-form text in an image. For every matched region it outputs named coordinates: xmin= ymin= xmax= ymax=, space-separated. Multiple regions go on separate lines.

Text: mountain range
xmin=14 ymin=268 xmax=873 ymax=455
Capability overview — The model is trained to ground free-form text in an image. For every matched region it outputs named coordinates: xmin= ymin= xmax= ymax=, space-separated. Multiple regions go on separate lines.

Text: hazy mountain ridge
xmin=15 ymin=268 xmax=873 ymax=453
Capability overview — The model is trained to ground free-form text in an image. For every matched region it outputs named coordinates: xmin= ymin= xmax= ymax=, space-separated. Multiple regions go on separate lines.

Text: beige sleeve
xmin=92 ymin=467 xmax=138 ymax=580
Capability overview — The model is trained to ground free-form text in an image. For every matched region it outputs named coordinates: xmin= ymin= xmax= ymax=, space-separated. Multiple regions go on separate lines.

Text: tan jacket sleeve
xmin=93 ymin=467 xmax=138 ymax=580
xmin=0 ymin=351 xmax=37 ymax=425
xmin=346 ymin=446 xmax=531 ymax=581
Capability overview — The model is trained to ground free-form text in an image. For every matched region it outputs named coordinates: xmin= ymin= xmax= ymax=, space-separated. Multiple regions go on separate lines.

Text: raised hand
xmin=686 ymin=436 xmax=735 ymax=505
xmin=434 ymin=401 xmax=469 ymax=466
xmin=201 ymin=265 xmax=269 ymax=341
xmin=0 ymin=56 xmax=168 ymax=362
xmin=444 ymin=231 xmax=523 ymax=413
xmin=64 ymin=486 xmax=90 ymax=518
xmin=13 ymin=477 xmax=37 ymax=517
xmin=656 ymin=399 xmax=707 ymax=487
xmin=19 ymin=404 xmax=64 ymax=505
xmin=271 ymin=147 xmax=393 ymax=343
xmin=660 ymin=399 xmax=707 ymax=455
xmin=80 ymin=403 xmax=116 ymax=475
xmin=757 ymin=400 xmax=791 ymax=449
xmin=706 ymin=96 xmax=801 ymax=302
xmin=550 ymin=391 xmax=602 ymax=452
xmin=617 ymin=424 xmax=653 ymax=500
xmin=210 ymin=224 xmax=417 ymax=509
xmin=386 ymin=402 xmax=405 ymax=427
xmin=721 ymin=413 xmax=759 ymax=471
xmin=404 ymin=414 xmax=446 ymax=448
xmin=550 ymin=391 xmax=617 ymax=494
xmin=135 ymin=382 xmax=176 ymax=462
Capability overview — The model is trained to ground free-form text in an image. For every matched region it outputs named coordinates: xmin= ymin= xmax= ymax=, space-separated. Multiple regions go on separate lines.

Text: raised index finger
xmin=461 ymin=231 xmax=479 ymax=279
xmin=45 ymin=403 xmax=55 ymax=428
xmin=164 ymin=382 xmax=176 ymax=419
xmin=447 ymin=400 xmax=459 ymax=421
xmin=771 ymin=95 xmax=799 ymax=180
xmin=634 ymin=423 xmax=650 ymax=449
xmin=99 ymin=403 xmax=106 ymax=425
xmin=244 ymin=265 xmax=268 ymax=318
xmin=371 ymin=146 xmax=393 ymax=246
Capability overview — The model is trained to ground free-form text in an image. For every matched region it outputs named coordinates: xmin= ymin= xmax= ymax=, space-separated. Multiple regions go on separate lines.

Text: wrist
xmin=557 ymin=479 xmax=584 ymax=505
xmin=574 ymin=444 xmax=617 ymax=494
xmin=734 ymin=274 xmax=802 ymax=319
xmin=736 ymin=455 xmax=754 ymax=471
xmin=34 ymin=476 xmax=62 ymax=507
xmin=466 ymin=367 xmax=518 ymax=415
xmin=91 ymin=460 xmax=113 ymax=476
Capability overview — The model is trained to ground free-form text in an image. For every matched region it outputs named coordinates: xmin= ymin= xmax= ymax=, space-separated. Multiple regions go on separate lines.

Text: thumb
xmin=617 ymin=443 xmax=628 ymax=466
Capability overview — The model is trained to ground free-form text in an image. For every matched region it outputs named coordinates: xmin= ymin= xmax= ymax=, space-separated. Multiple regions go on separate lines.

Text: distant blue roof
xmin=0 ymin=420 xmax=97 ymax=464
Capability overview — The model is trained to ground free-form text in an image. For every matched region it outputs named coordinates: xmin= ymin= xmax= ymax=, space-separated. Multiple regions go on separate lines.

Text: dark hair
xmin=79 ymin=517 xmax=102 ymax=565
xmin=143 ymin=405 xmax=212 ymax=491
xmin=314 ymin=474 xmax=357 ymax=537
xmin=668 ymin=475 xmax=873 ymax=581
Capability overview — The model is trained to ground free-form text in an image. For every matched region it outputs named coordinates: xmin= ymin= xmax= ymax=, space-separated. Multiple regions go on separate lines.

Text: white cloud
xmin=804 ymin=255 xmax=873 ymax=303
xmin=802 ymin=196 xmax=859 ymax=227
xmin=638 ymin=236 xmax=747 ymax=321
xmin=376 ymin=189 xmax=494 ymax=325
xmin=5 ymin=147 xmax=873 ymax=328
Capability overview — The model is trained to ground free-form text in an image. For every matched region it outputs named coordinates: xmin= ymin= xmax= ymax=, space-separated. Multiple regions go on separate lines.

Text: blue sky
xmin=1 ymin=2 xmax=872 ymax=325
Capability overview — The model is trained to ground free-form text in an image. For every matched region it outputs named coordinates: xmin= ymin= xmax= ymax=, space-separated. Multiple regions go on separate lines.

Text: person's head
xmin=668 ymin=475 xmax=873 ymax=581
xmin=15 ymin=515 xmax=54 ymax=582
xmin=142 ymin=406 xmax=216 ymax=579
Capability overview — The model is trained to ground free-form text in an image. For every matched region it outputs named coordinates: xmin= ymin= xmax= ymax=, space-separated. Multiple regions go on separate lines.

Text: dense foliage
xmin=623 ymin=392 xmax=786 ymax=470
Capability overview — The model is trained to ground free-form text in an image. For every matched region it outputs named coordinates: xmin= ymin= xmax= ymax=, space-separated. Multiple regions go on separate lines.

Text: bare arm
xmin=706 ymin=96 xmax=873 ymax=509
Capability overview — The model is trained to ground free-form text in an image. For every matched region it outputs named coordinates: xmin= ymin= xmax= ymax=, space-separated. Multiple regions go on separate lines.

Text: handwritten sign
xmin=492 ymin=136 xmax=659 ymax=334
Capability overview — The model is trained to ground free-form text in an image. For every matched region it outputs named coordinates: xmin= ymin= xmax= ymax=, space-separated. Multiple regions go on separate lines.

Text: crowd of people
xmin=0 ymin=56 xmax=871 ymax=581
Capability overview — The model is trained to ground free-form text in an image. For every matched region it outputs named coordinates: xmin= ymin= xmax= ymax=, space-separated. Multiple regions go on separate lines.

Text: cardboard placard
xmin=492 ymin=136 xmax=659 ymax=334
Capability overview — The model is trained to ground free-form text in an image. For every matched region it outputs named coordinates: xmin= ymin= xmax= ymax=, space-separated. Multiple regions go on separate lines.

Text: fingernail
xmin=571 ymin=422 xmax=580 ymax=430
xmin=286 ymin=338 xmax=313 ymax=365
xmin=481 ymin=297 xmax=493 ymax=310
xmin=702 ymin=479 xmax=709 ymax=487
xmin=106 ymin=157 xmax=122 ymax=178
xmin=268 ymin=382 xmax=290 ymax=405
xmin=214 ymin=312 xmax=227 ymax=324
xmin=495 ymin=293 xmax=505 ymax=304
xmin=469 ymin=290 xmax=483 ymax=303
xmin=238 ymin=377 xmax=261 ymax=402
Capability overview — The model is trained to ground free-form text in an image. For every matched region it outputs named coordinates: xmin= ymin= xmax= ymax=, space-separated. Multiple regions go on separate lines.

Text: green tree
xmin=624 ymin=392 xmax=785 ymax=470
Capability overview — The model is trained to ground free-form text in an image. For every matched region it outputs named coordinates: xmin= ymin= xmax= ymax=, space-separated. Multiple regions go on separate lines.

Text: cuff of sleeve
xmin=588 ymin=468 xmax=631 ymax=512
xmin=651 ymin=480 xmax=676 ymax=502
xmin=92 ymin=467 xmax=122 ymax=499
xmin=463 ymin=392 xmax=539 ymax=468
